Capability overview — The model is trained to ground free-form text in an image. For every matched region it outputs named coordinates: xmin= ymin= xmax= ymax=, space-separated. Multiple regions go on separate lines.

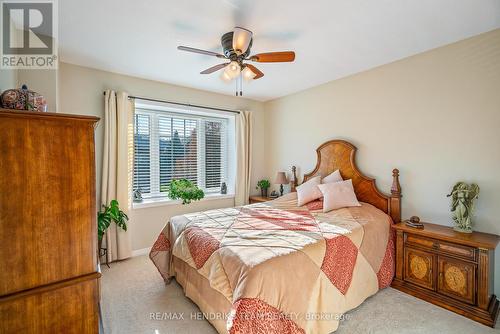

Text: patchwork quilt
xmin=150 ymin=193 xmax=394 ymax=334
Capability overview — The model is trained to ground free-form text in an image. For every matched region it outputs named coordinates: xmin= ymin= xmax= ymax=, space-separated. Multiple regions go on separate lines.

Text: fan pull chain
xmin=239 ymin=74 xmax=243 ymax=96
xmin=233 ymin=74 xmax=244 ymax=97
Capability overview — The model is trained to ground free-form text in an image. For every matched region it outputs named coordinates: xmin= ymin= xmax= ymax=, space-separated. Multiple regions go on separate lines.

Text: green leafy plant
xmin=97 ymin=200 xmax=129 ymax=243
xmin=256 ymin=179 xmax=271 ymax=190
xmin=447 ymin=182 xmax=480 ymax=233
xmin=168 ymin=179 xmax=205 ymax=204
xmin=256 ymin=179 xmax=271 ymax=197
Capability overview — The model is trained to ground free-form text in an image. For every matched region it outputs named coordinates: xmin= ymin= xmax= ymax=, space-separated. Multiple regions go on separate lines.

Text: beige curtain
xmin=235 ymin=110 xmax=252 ymax=206
xmin=102 ymin=90 xmax=134 ymax=261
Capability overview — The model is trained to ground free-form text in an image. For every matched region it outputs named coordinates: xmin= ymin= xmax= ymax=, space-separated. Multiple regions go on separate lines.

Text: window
xmin=133 ymin=102 xmax=235 ymax=202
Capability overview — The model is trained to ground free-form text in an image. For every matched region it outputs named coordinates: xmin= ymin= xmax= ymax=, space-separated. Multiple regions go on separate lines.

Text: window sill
xmin=132 ymin=193 xmax=235 ymax=210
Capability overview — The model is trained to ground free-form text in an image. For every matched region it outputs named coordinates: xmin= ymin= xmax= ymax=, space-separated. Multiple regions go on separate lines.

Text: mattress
xmin=150 ymin=192 xmax=395 ymax=334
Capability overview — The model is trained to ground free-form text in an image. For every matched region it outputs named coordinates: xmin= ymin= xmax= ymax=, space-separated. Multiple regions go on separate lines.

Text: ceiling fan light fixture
xmin=232 ymin=27 xmax=253 ymax=55
xmin=224 ymin=60 xmax=241 ymax=79
xmin=178 ymin=26 xmax=295 ymax=95
xmin=220 ymin=70 xmax=232 ymax=82
xmin=242 ymin=66 xmax=256 ymax=81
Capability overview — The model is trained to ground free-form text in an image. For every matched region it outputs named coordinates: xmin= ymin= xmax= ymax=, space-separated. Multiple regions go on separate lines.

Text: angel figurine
xmin=447 ymin=182 xmax=480 ymax=233
xmin=133 ymin=188 xmax=143 ymax=203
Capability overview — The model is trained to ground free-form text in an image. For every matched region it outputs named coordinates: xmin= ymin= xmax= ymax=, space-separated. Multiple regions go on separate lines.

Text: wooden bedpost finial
xmin=391 ymin=169 xmax=401 ymax=197
xmin=290 ymin=166 xmax=298 ymax=192
xmin=390 ymin=168 xmax=402 ymax=223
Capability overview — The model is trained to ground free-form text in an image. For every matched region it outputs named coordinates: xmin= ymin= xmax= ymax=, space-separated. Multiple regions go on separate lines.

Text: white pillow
xmin=296 ymin=175 xmax=322 ymax=206
xmin=322 ymin=170 xmax=343 ymax=184
xmin=318 ymin=179 xmax=361 ymax=212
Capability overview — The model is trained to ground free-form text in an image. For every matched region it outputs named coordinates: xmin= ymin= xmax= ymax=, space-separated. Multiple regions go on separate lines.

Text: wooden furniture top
xmin=300 ymin=139 xmax=401 ymax=223
xmin=249 ymin=196 xmax=272 ymax=203
xmin=393 ymin=222 xmax=500 ymax=250
xmin=0 ymin=108 xmax=99 ymax=122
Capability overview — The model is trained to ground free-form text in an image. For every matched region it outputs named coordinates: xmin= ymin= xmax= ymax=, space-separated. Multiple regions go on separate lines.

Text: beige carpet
xmin=101 ymin=255 xmax=499 ymax=334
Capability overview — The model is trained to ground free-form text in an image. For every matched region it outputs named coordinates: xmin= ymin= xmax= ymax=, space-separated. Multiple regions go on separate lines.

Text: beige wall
xmin=0 ymin=69 xmax=17 ymax=92
xmin=0 ymin=21 xmax=19 ymax=92
xmin=17 ymin=69 xmax=58 ymax=112
xmin=264 ymin=29 xmax=500 ymax=295
xmin=58 ymin=62 xmax=266 ymax=251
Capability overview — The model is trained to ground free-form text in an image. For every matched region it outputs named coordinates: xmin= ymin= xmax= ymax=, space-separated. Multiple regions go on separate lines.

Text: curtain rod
xmin=102 ymin=92 xmax=240 ymax=115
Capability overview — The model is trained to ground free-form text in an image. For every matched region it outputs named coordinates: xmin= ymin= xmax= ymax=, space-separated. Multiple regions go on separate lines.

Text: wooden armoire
xmin=0 ymin=109 xmax=101 ymax=333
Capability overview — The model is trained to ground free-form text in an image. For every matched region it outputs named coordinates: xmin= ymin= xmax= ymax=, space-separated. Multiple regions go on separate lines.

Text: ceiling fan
xmin=178 ymin=27 xmax=295 ymax=96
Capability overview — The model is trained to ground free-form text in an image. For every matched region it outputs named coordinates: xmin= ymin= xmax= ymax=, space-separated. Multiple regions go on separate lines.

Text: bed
xmin=149 ymin=139 xmax=402 ymax=334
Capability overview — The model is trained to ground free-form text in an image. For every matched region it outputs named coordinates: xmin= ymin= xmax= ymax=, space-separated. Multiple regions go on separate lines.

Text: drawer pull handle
xmin=432 ymin=243 xmax=439 ymax=249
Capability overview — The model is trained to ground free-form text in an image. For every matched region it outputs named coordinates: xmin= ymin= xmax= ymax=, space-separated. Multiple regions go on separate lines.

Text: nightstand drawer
xmin=405 ymin=233 xmax=476 ymax=261
xmin=438 ymin=241 xmax=476 ymax=261
xmin=406 ymin=234 xmax=437 ymax=249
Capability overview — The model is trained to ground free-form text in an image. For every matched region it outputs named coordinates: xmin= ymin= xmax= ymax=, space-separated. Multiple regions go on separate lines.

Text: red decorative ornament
xmin=0 ymin=85 xmax=48 ymax=112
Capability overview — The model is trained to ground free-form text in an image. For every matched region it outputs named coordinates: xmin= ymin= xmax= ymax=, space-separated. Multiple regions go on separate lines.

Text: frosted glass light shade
xmin=233 ymin=27 xmax=253 ymax=55
xmin=220 ymin=70 xmax=232 ymax=82
xmin=224 ymin=61 xmax=241 ymax=79
xmin=242 ymin=66 xmax=256 ymax=81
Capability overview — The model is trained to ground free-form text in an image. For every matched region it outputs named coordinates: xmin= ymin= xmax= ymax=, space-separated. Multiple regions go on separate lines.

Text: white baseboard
xmin=131 ymin=247 xmax=151 ymax=257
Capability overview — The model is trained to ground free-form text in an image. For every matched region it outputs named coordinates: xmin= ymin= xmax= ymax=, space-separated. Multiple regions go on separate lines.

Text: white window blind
xmin=133 ymin=108 xmax=229 ymax=199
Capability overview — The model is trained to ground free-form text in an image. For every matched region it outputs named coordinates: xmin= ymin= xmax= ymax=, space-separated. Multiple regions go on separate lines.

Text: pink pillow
xmin=296 ymin=175 xmax=322 ymax=206
xmin=322 ymin=169 xmax=343 ymax=184
xmin=317 ymin=179 xmax=361 ymax=212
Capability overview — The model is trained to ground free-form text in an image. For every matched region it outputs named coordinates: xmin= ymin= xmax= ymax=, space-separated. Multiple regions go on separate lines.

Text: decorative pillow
xmin=318 ymin=179 xmax=361 ymax=212
xmin=296 ymin=175 xmax=322 ymax=206
xmin=322 ymin=169 xmax=343 ymax=184
xmin=305 ymin=199 xmax=324 ymax=211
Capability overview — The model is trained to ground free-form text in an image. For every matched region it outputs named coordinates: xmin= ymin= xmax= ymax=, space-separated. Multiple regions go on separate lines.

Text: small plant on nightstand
xmin=256 ymin=179 xmax=271 ymax=197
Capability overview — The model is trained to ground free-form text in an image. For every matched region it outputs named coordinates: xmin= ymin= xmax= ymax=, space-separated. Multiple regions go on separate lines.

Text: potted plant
xmin=168 ymin=179 xmax=205 ymax=204
xmin=447 ymin=182 xmax=480 ymax=233
xmin=256 ymin=179 xmax=271 ymax=197
xmin=97 ymin=199 xmax=129 ymax=250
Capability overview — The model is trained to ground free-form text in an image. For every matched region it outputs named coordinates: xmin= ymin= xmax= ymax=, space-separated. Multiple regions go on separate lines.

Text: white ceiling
xmin=59 ymin=0 xmax=500 ymax=101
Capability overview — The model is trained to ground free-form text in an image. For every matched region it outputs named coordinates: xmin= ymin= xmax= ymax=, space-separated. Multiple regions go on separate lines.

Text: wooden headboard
xmin=293 ymin=140 xmax=402 ymax=223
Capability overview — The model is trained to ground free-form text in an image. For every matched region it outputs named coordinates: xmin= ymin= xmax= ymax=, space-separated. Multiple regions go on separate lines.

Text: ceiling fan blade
xmin=178 ymin=46 xmax=225 ymax=58
xmin=232 ymin=27 xmax=253 ymax=55
xmin=245 ymin=64 xmax=264 ymax=79
xmin=250 ymin=51 xmax=295 ymax=62
xmin=200 ymin=63 xmax=229 ymax=74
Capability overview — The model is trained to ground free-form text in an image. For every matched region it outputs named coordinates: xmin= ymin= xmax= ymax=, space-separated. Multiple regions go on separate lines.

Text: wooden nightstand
xmin=249 ymin=196 xmax=272 ymax=204
xmin=392 ymin=222 xmax=500 ymax=327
